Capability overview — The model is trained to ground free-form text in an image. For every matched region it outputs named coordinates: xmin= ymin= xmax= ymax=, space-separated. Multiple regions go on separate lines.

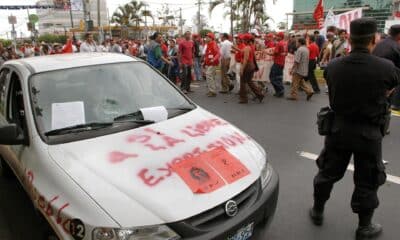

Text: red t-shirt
xmin=179 ymin=40 xmax=194 ymax=65
xmin=161 ymin=43 xmax=168 ymax=57
xmin=273 ymin=40 xmax=287 ymax=66
xmin=308 ymin=42 xmax=320 ymax=60
xmin=204 ymin=41 xmax=220 ymax=66
xmin=265 ymin=40 xmax=275 ymax=49
xmin=235 ymin=43 xmax=246 ymax=63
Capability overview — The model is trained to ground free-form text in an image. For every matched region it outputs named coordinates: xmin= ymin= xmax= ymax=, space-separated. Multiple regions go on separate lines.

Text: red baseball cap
xmin=242 ymin=33 xmax=254 ymax=41
xmin=276 ymin=32 xmax=285 ymax=39
xmin=206 ymin=32 xmax=215 ymax=40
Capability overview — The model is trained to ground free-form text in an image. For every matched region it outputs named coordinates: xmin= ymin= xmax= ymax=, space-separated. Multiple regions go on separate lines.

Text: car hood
xmin=47 ymin=107 xmax=266 ymax=227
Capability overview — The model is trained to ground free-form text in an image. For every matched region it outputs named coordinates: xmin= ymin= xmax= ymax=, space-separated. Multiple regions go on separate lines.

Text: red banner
xmin=313 ymin=0 xmax=324 ymax=29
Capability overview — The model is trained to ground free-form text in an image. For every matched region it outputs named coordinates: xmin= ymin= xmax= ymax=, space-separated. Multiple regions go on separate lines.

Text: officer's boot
xmin=309 ymin=201 xmax=324 ymax=226
xmin=356 ymin=211 xmax=382 ymax=240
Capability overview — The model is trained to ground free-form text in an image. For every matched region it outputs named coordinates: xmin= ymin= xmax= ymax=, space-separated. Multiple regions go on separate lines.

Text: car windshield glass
xmin=30 ymin=62 xmax=193 ymax=135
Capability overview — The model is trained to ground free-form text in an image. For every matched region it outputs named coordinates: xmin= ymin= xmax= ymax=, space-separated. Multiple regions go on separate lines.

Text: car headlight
xmin=93 ymin=225 xmax=181 ymax=240
xmin=260 ymin=160 xmax=273 ymax=189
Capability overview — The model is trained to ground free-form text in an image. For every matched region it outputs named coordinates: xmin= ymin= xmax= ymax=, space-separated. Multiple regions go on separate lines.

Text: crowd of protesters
xmin=1 ymin=27 xmax=399 ymax=108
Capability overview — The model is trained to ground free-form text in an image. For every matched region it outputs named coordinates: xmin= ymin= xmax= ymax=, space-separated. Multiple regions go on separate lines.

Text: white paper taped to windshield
xmin=140 ymin=106 xmax=168 ymax=122
xmin=51 ymin=102 xmax=85 ymax=130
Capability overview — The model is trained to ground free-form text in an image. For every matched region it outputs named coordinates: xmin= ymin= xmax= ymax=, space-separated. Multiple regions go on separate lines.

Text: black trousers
xmin=180 ymin=65 xmax=192 ymax=91
xmin=313 ymin=128 xmax=386 ymax=214
xmin=392 ymin=85 xmax=400 ymax=109
xmin=307 ymin=60 xmax=320 ymax=92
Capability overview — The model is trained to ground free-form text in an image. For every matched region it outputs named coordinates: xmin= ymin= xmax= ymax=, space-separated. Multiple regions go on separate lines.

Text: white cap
xmin=250 ymin=28 xmax=260 ymax=36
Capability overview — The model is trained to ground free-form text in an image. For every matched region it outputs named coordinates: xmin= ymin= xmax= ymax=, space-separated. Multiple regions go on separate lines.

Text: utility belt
xmin=316 ymin=106 xmax=391 ymax=136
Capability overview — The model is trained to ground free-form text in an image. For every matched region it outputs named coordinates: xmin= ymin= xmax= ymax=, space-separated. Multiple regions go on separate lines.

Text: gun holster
xmin=317 ymin=106 xmax=335 ymax=136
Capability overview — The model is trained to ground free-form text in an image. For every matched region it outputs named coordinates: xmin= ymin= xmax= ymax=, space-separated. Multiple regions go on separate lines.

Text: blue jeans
xmin=270 ymin=63 xmax=284 ymax=94
xmin=194 ymin=57 xmax=202 ymax=81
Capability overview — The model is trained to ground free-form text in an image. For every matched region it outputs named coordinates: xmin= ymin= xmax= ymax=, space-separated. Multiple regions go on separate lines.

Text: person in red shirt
xmin=239 ymin=33 xmax=264 ymax=104
xmin=204 ymin=32 xmax=220 ymax=97
xmin=264 ymin=33 xmax=275 ymax=49
xmin=268 ymin=32 xmax=287 ymax=97
xmin=307 ymin=35 xmax=321 ymax=93
xmin=178 ymin=31 xmax=195 ymax=94
xmin=161 ymin=39 xmax=169 ymax=76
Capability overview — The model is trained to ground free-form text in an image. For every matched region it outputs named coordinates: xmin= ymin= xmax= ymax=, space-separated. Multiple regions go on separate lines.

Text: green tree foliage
xmin=209 ymin=0 xmax=276 ymax=32
xmin=199 ymin=29 xmax=212 ymax=38
xmin=37 ymin=34 xmax=67 ymax=44
xmin=111 ymin=0 xmax=153 ymax=27
xmin=0 ymin=39 xmax=12 ymax=47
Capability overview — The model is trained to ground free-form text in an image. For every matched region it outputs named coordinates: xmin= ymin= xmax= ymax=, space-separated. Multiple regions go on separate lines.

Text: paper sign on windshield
xmin=172 ymin=156 xmax=225 ymax=193
xmin=140 ymin=106 xmax=168 ymax=122
xmin=51 ymin=102 xmax=85 ymax=130
xmin=205 ymin=147 xmax=250 ymax=184
xmin=172 ymin=147 xmax=250 ymax=194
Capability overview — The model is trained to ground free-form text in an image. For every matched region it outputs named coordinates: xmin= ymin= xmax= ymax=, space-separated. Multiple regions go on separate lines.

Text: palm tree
xmin=111 ymin=0 xmax=148 ymax=27
xmin=209 ymin=0 xmax=277 ymax=32
xmin=141 ymin=9 xmax=154 ymax=27
xmin=111 ymin=4 xmax=134 ymax=27
xmin=130 ymin=0 xmax=146 ymax=27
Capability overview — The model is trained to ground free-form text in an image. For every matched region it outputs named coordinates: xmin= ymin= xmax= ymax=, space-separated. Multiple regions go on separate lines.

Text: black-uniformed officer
xmin=373 ymin=24 xmax=400 ymax=111
xmin=310 ymin=18 xmax=399 ymax=240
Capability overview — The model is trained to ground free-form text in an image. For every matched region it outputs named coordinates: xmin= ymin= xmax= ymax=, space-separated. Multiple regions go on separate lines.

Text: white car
xmin=0 ymin=53 xmax=278 ymax=240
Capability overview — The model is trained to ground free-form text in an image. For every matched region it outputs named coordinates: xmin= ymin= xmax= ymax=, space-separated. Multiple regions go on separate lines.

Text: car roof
xmin=5 ymin=53 xmax=138 ymax=74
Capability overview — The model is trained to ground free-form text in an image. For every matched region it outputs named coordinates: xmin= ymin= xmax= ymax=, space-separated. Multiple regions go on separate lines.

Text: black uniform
xmin=313 ymin=48 xmax=399 ymax=214
xmin=372 ymin=36 xmax=400 ymax=109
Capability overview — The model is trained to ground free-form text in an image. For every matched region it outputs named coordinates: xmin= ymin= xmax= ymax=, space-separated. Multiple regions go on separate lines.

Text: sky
xmin=0 ymin=0 xmax=293 ymax=39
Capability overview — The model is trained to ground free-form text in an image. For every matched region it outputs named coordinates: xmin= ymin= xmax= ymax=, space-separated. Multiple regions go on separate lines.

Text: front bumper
xmin=168 ymin=166 xmax=279 ymax=240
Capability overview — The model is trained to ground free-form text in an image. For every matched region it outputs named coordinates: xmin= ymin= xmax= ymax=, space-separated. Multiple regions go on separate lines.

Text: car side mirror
xmin=0 ymin=124 xmax=27 ymax=145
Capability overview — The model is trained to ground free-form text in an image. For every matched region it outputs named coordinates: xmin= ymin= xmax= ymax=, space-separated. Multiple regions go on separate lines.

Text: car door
xmin=0 ymin=68 xmax=30 ymax=180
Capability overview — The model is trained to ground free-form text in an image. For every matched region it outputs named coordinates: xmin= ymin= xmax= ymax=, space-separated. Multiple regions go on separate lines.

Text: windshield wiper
xmin=167 ymin=107 xmax=195 ymax=118
xmin=113 ymin=111 xmax=142 ymax=121
xmin=45 ymin=122 xmax=114 ymax=136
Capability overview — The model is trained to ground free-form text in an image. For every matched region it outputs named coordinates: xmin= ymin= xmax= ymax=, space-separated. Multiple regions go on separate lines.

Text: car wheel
xmin=0 ymin=156 xmax=14 ymax=179
xmin=35 ymin=207 xmax=60 ymax=240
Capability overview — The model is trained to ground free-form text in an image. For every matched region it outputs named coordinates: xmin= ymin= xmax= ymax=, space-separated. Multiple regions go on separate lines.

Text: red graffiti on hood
xmin=109 ymin=151 xmax=138 ymax=163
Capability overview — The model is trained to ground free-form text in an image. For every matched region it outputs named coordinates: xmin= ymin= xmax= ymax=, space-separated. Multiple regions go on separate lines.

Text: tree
xmin=111 ymin=0 xmax=150 ymax=27
xmin=199 ymin=29 xmax=212 ymax=38
xmin=141 ymin=9 xmax=154 ymax=26
xmin=111 ymin=4 xmax=134 ymax=27
xmin=209 ymin=0 xmax=278 ymax=32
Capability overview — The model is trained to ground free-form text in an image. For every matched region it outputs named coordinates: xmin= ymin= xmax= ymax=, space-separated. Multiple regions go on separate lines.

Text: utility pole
xmin=97 ymin=0 xmax=101 ymax=28
xmin=83 ymin=0 xmax=88 ymax=32
xmin=197 ymin=0 xmax=201 ymax=33
xmin=179 ymin=7 xmax=183 ymax=35
xmin=144 ymin=4 xmax=148 ymax=28
xmin=69 ymin=0 xmax=74 ymax=28
xmin=230 ymin=0 xmax=233 ymax=36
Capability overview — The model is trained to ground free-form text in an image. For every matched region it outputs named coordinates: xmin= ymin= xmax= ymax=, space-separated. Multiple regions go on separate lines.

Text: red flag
xmin=313 ymin=0 xmax=324 ymax=29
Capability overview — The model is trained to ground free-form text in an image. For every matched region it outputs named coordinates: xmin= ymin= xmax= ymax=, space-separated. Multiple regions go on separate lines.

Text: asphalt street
xmin=0 ymin=80 xmax=399 ymax=240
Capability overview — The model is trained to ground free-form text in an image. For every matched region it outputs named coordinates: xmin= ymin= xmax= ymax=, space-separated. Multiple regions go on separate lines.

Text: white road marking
xmin=299 ymin=151 xmax=400 ymax=185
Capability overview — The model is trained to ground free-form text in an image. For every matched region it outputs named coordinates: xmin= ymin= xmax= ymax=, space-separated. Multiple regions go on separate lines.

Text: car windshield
xmin=30 ymin=61 xmax=193 ymax=135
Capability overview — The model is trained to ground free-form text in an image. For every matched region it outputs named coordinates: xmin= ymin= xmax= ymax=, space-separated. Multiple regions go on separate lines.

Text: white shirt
xmin=220 ymin=39 xmax=233 ymax=60
xmin=80 ymin=41 xmax=98 ymax=52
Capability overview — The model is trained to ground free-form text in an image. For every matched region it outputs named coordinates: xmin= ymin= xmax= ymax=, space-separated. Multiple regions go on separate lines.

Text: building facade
xmin=36 ymin=0 xmax=108 ymax=35
xmin=292 ymin=0 xmax=393 ymax=32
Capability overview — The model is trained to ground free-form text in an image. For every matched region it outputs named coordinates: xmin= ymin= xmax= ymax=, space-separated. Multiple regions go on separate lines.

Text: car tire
xmin=0 ymin=156 xmax=14 ymax=179
xmin=35 ymin=207 xmax=60 ymax=240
